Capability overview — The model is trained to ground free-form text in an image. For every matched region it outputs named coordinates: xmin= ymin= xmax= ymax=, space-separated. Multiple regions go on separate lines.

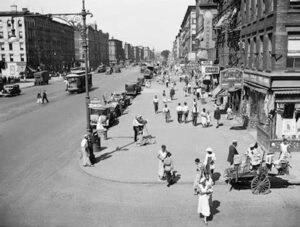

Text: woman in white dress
xmin=200 ymin=108 xmax=208 ymax=127
xmin=197 ymin=176 xmax=213 ymax=224
xmin=157 ymin=145 xmax=167 ymax=180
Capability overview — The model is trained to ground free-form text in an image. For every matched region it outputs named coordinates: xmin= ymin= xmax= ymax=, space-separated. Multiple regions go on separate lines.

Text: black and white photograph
xmin=0 ymin=0 xmax=300 ymax=226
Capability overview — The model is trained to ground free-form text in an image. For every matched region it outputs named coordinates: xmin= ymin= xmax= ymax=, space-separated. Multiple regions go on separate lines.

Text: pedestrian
xmin=36 ymin=91 xmax=42 ymax=104
xmin=176 ymin=103 xmax=183 ymax=123
xmin=206 ymin=111 xmax=211 ymax=127
xmin=164 ymin=151 xmax=174 ymax=187
xmin=80 ymin=134 xmax=93 ymax=167
xmin=196 ymin=174 xmax=213 ymax=225
xmin=97 ymin=114 xmax=108 ymax=140
xmin=87 ymin=132 xmax=96 ymax=165
xmin=157 ymin=145 xmax=168 ymax=180
xmin=182 ymin=102 xmax=189 ymax=123
xmin=227 ymin=140 xmax=238 ymax=166
xmin=204 ymin=147 xmax=216 ymax=177
xmin=192 ymin=104 xmax=198 ymax=126
xmin=188 ymin=82 xmax=192 ymax=94
xmin=133 ymin=115 xmax=146 ymax=142
xmin=153 ymin=95 xmax=159 ymax=114
xmin=166 ymin=77 xmax=170 ymax=88
xmin=200 ymin=108 xmax=208 ymax=127
xmin=162 ymin=90 xmax=167 ymax=104
xmin=196 ymin=87 xmax=201 ymax=100
xmin=193 ymin=98 xmax=197 ymax=107
xmin=170 ymin=87 xmax=175 ymax=100
xmin=162 ymin=104 xmax=171 ymax=123
xmin=214 ymin=106 xmax=221 ymax=128
xmin=226 ymin=106 xmax=233 ymax=120
xmin=184 ymin=85 xmax=188 ymax=97
xmin=193 ymin=158 xmax=205 ymax=195
xmin=42 ymin=90 xmax=49 ymax=103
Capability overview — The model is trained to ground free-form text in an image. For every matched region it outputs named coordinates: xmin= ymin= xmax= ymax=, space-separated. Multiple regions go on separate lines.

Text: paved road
xmin=0 ymin=67 xmax=299 ymax=227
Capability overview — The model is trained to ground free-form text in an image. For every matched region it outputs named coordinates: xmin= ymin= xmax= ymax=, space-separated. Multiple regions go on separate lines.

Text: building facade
xmin=0 ymin=7 xmax=74 ymax=77
xmin=124 ymin=42 xmax=134 ymax=64
xmin=108 ymin=39 xmax=124 ymax=65
xmin=74 ymin=24 xmax=109 ymax=70
xmin=239 ymin=0 xmax=300 ymax=151
xmin=180 ymin=6 xmax=197 ymax=62
xmin=195 ymin=0 xmax=218 ymax=61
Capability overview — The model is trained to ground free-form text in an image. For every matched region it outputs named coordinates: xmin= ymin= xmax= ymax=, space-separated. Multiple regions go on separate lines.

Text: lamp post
xmin=9 ymin=0 xmax=92 ymax=133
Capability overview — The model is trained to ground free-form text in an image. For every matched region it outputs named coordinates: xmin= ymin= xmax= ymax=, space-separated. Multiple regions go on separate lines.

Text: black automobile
xmin=109 ymin=91 xmax=131 ymax=108
xmin=0 ymin=84 xmax=21 ymax=97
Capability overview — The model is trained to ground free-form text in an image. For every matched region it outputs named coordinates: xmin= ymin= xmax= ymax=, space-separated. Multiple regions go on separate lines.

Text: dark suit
xmin=227 ymin=145 xmax=238 ymax=165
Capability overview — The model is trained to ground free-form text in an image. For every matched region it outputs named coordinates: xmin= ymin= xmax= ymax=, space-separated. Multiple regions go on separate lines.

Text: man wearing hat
xmin=227 ymin=140 xmax=238 ymax=166
xmin=132 ymin=115 xmax=146 ymax=142
xmin=204 ymin=147 xmax=216 ymax=176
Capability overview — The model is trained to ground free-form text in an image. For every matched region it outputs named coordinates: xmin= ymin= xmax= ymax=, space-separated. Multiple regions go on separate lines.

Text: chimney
xmin=11 ymin=5 xmax=17 ymax=12
xmin=22 ymin=8 xmax=29 ymax=12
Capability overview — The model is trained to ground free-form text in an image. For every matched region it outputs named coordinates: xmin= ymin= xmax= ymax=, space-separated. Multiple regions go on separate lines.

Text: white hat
xmin=206 ymin=147 xmax=213 ymax=152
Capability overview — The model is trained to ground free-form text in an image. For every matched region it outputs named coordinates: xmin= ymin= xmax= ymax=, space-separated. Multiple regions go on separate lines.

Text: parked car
xmin=143 ymin=66 xmax=154 ymax=79
xmin=125 ymin=82 xmax=141 ymax=96
xmin=137 ymin=77 xmax=145 ymax=87
xmin=114 ymin=65 xmax=121 ymax=73
xmin=89 ymin=102 xmax=117 ymax=128
xmin=0 ymin=84 xmax=21 ymax=97
xmin=94 ymin=65 xmax=106 ymax=73
xmin=109 ymin=91 xmax=132 ymax=108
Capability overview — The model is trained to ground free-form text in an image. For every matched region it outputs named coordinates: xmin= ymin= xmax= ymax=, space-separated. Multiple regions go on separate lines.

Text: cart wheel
xmin=251 ymin=175 xmax=271 ymax=195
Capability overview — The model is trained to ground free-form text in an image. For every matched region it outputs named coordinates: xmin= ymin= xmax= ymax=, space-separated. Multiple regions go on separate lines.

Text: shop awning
xmin=274 ymin=90 xmax=300 ymax=103
xmin=212 ymin=85 xmax=222 ymax=97
xmin=228 ymin=87 xmax=241 ymax=92
xmin=218 ymin=89 xmax=228 ymax=97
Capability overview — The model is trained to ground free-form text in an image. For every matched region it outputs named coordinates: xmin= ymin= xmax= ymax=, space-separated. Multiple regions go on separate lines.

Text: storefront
xmin=215 ymin=68 xmax=243 ymax=113
xmin=246 ymin=72 xmax=300 ymax=152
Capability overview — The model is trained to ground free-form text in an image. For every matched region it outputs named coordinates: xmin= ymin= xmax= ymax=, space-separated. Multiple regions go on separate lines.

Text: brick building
xmin=108 ymin=39 xmax=124 ymax=65
xmin=74 ymin=24 xmax=109 ymax=70
xmin=0 ymin=6 xmax=74 ymax=77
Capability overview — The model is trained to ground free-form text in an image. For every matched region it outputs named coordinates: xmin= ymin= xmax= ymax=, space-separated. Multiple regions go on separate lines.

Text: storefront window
xmin=283 ymin=103 xmax=295 ymax=119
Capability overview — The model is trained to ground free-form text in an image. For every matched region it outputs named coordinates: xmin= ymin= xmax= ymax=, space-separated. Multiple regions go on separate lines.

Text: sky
xmin=0 ymin=0 xmax=195 ymax=52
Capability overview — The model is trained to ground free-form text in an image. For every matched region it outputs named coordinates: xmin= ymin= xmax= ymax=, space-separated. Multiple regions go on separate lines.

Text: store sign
xmin=243 ymin=72 xmax=270 ymax=87
xmin=220 ymin=68 xmax=243 ymax=88
xmin=203 ymin=66 xmax=219 ymax=74
xmin=201 ymin=61 xmax=213 ymax=66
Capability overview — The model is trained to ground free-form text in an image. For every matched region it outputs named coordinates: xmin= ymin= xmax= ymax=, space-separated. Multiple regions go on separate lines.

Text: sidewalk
xmin=80 ymin=77 xmax=300 ymax=185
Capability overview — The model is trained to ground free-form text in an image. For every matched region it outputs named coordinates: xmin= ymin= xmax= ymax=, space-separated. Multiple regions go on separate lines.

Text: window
xmin=20 ymin=42 xmax=24 ymax=50
xmin=9 ymin=54 xmax=13 ymax=62
xmin=19 ymin=31 xmax=23 ymax=38
xmin=1 ymin=54 xmax=5 ymax=61
xmin=287 ymin=35 xmax=300 ymax=70
xmin=9 ymin=43 xmax=13 ymax=51
xmin=18 ymin=20 xmax=22 ymax=27
xmin=0 ymin=42 xmax=4 ymax=51
xmin=252 ymin=37 xmax=257 ymax=69
xmin=0 ymin=31 xmax=3 ymax=38
xmin=20 ymin=54 xmax=25 ymax=62
xmin=259 ymin=35 xmax=264 ymax=70
xmin=7 ymin=20 xmax=12 ymax=27
xmin=266 ymin=33 xmax=272 ymax=71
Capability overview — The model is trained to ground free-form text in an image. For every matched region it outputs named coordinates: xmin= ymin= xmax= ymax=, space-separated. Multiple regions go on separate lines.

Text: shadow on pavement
xmin=208 ymin=200 xmax=220 ymax=221
xmin=212 ymin=172 xmax=221 ymax=182
xmin=95 ymin=141 xmax=136 ymax=164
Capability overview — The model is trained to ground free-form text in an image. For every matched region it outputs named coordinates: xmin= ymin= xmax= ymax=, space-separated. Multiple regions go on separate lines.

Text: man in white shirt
xmin=97 ymin=114 xmax=108 ymax=140
xmin=182 ymin=102 xmax=189 ymax=123
xmin=80 ymin=134 xmax=92 ymax=167
xmin=133 ymin=115 xmax=146 ymax=142
xmin=176 ymin=103 xmax=183 ymax=123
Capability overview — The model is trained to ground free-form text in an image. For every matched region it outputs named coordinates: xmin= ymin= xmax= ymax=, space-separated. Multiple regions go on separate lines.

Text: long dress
xmin=200 ymin=111 xmax=207 ymax=126
xmin=197 ymin=184 xmax=211 ymax=217
xmin=157 ymin=150 xmax=167 ymax=178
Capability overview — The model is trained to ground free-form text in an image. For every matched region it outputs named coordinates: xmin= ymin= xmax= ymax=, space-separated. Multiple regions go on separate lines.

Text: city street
xmin=0 ymin=67 xmax=299 ymax=227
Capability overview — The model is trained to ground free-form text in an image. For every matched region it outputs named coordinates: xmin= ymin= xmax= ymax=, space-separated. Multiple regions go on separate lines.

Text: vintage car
xmin=137 ymin=76 xmax=145 ymax=87
xmin=0 ymin=84 xmax=21 ymax=97
xmin=109 ymin=91 xmax=131 ymax=108
xmin=113 ymin=65 xmax=121 ymax=73
xmin=89 ymin=101 xmax=118 ymax=128
xmin=66 ymin=72 xmax=92 ymax=93
xmin=94 ymin=65 xmax=106 ymax=73
xmin=34 ymin=70 xmax=50 ymax=85
xmin=143 ymin=66 xmax=154 ymax=79
xmin=125 ymin=82 xmax=141 ymax=96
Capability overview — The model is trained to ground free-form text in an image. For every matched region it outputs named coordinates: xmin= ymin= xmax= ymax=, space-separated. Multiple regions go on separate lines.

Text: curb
xmin=78 ymin=160 xmax=228 ymax=186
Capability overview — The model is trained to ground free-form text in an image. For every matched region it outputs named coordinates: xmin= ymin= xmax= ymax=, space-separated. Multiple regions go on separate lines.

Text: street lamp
xmin=9 ymin=0 xmax=92 ymax=133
